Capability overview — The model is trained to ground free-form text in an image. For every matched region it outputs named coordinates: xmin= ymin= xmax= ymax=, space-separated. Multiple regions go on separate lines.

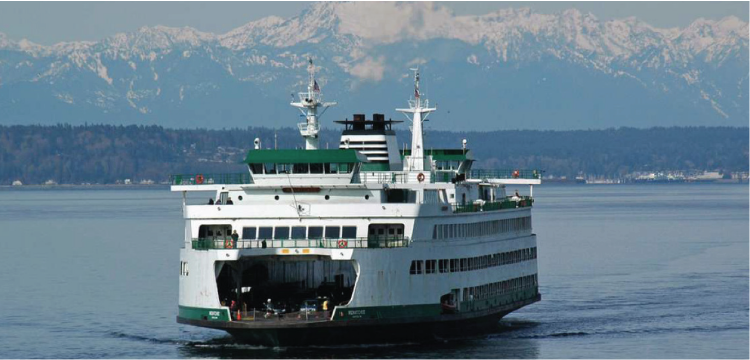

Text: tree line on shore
xmin=0 ymin=124 xmax=746 ymax=185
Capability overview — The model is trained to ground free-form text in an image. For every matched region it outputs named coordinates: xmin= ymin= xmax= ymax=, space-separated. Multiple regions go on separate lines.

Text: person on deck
xmin=265 ymin=298 xmax=274 ymax=318
xmin=207 ymin=198 xmax=214 ymax=205
xmin=231 ymin=230 xmax=239 ymax=248
xmin=226 ymin=197 xmax=234 ymax=205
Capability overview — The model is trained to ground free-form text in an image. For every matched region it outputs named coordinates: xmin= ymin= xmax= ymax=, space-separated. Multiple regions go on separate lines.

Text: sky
xmin=0 ymin=1 xmax=747 ymax=45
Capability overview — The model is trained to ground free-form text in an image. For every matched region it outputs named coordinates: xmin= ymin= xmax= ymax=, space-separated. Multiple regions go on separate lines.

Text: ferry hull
xmin=178 ymin=294 xmax=540 ymax=347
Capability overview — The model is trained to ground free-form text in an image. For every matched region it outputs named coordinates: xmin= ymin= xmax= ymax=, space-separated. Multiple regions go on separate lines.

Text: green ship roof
xmin=244 ymin=149 xmax=368 ymax=164
xmin=401 ymin=149 xmax=473 ymax=161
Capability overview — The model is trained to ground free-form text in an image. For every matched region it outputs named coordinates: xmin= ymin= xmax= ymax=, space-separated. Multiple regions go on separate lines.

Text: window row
xmin=432 ymin=216 xmax=531 ymax=240
xmin=409 ymin=247 xmax=537 ymax=275
xmin=250 ymin=162 xmax=355 ymax=175
xmin=241 ymin=225 xmax=357 ymax=240
xmin=463 ymin=274 xmax=538 ymax=302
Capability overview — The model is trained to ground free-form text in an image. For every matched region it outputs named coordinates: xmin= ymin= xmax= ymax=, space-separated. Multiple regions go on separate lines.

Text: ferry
xmin=171 ymin=62 xmax=542 ymax=346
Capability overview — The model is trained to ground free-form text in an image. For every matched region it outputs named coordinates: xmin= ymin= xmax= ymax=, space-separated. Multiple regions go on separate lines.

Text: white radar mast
xmin=397 ymin=68 xmax=436 ymax=171
xmin=291 ymin=58 xmax=337 ymax=150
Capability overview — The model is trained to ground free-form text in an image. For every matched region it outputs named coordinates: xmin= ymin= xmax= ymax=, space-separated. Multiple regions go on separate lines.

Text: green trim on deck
xmin=333 ymin=304 xmax=442 ymax=321
xmin=333 ymin=287 xmax=539 ymax=321
xmin=469 ymin=169 xmax=542 ymax=180
xmin=361 ymin=163 xmax=391 ymax=171
xmin=170 ymin=173 xmax=251 ymax=185
xmin=244 ymin=149 xmax=368 ymax=164
xmin=178 ymin=305 xmax=230 ymax=321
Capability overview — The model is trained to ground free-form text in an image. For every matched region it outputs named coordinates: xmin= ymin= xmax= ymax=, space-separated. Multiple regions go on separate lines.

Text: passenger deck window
xmin=308 ymin=226 xmax=323 ymax=239
xmin=242 ymin=227 xmax=256 ymax=240
xmin=274 ymin=227 xmax=290 ymax=240
xmin=249 ymin=164 xmax=263 ymax=174
xmin=439 ymin=259 xmax=448 ymax=273
xmin=291 ymin=226 xmax=306 ymax=239
xmin=342 ymin=226 xmax=357 ymax=238
xmin=426 ymin=260 xmax=436 ymax=274
xmin=259 ymin=227 xmax=273 ymax=239
xmin=277 ymin=163 xmax=291 ymax=174
xmin=264 ymin=163 xmax=276 ymax=174
xmin=410 ymin=260 xmax=424 ymax=275
xmin=310 ymin=163 xmax=323 ymax=174
xmin=325 ymin=226 xmax=340 ymax=238
xmin=293 ymin=163 xmax=309 ymax=174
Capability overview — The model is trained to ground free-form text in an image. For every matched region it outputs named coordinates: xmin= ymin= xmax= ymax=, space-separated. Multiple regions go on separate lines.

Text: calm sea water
xmin=0 ymin=184 xmax=747 ymax=358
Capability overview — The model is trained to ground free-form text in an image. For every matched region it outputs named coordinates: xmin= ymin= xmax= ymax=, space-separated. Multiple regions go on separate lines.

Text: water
xmin=0 ymin=184 xmax=747 ymax=358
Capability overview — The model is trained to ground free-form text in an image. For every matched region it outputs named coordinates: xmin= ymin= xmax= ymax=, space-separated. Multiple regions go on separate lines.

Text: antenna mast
xmin=290 ymin=58 xmax=337 ymax=150
xmin=397 ymin=68 xmax=436 ymax=171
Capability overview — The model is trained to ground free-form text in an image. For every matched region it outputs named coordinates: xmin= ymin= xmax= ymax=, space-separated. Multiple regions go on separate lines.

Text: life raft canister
xmin=337 ymin=239 xmax=348 ymax=248
xmin=512 ymin=170 xmax=520 ymax=178
xmin=195 ymin=174 xmax=205 ymax=184
xmin=417 ymin=173 xmax=425 ymax=182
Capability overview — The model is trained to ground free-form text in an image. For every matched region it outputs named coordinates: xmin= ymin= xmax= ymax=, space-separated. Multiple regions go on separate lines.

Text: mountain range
xmin=0 ymin=2 xmax=747 ymax=130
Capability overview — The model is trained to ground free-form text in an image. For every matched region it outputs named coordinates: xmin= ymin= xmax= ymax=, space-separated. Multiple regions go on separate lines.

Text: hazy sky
xmin=0 ymin=1 xmax=747 ymax=45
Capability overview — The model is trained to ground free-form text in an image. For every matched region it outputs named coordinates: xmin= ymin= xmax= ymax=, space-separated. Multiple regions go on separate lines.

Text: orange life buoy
xmin=512 ymin=170 xmax=520 ymax=178
xmin=417 ymin=173 xmax=425 ymax=182
xmin=195 ymin=174 xmax=205 ymax=184
xmin=337 ymin=240 xmax=348 ymax=248
xmin=225 ymin=239 xmax=233 ymax=249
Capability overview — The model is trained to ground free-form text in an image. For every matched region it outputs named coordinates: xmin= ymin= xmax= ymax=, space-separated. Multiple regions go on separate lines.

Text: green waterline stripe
xmin=334 ymin=286 xmax=539 ymax=321
xmin=179 ymin=287 xmax=538 ymax=323
xmin=178 ymin=305 xmax=230 ymax=321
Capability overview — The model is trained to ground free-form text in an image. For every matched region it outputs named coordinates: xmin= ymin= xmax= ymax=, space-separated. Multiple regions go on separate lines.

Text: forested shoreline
xmin=0 ymin=124 xmax=746 ymax=185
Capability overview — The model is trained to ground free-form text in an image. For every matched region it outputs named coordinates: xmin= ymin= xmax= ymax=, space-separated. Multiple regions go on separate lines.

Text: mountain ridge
xmin=0 ymin=3 xmax=747 ymax=130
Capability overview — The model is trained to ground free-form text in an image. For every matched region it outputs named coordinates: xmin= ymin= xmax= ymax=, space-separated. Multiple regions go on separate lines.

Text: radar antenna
xmin=396 ymin=67 xmax=436 ymax=171
xmin=290 ymin=58 xmax=337 ymax=150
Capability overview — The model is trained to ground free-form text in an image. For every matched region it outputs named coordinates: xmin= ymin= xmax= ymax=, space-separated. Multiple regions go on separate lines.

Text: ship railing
xmin=191 ymin=236 xmax=410 ymax=250
xmin=468 ymin=169 xmax=542 ymax=180
xmin=359 ymin=171 xmax=409 ymax=184
xmin=297 ymin=122 xmax=319 ymax=136
xmin=170 ymin=173 xmax=252 ymax=185
xmin=453 ymin=196 xmax=534 ymax=213
xmin=230 ymin=308 xmax=332 ymax=322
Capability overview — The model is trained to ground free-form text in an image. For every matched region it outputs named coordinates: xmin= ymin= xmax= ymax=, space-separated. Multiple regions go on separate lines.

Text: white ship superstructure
xmin=171 ymin=66 xmax=542 ymax=346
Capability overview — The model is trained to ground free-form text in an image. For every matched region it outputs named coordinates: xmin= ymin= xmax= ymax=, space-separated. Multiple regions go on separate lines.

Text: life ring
xmin=337 ymin=240 xmax=348 ymax=248
xmin=512 ymin=170 xmax=520 ymax=178
xmin=195 ymin=174 xmax=205 ymax=184
xmin=224 ymin=239 xmax=233 ymax=249
xmin=417 ymin=173 xmax=425 ymax=182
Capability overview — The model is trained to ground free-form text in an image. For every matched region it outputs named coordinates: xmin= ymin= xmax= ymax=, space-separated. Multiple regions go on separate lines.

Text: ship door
xmin=219 ymin=192 xmax=228 ymax=204
xmin=440 ymin=289 xmax=461 ymax=314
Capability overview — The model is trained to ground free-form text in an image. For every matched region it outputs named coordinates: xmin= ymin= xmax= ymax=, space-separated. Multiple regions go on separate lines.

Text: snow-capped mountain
xmin=0 ymin=2 xmax=747 ymax=130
